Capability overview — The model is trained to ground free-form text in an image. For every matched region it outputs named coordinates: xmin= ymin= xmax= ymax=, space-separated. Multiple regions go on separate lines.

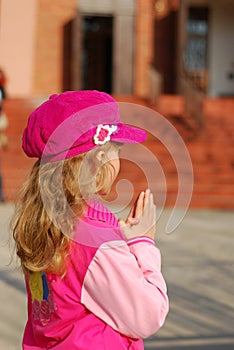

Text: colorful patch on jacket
xmin=29 ymin=272 xmax=57 ymax=326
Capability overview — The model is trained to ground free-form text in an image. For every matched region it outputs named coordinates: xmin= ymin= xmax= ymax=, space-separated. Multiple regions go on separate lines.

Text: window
xmin=184 ymin=7 xmax=209 ymax=92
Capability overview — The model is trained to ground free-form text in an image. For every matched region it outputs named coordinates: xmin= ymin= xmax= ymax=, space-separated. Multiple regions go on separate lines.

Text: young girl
xmin=13 ymin=90 xmax=169 ymax=349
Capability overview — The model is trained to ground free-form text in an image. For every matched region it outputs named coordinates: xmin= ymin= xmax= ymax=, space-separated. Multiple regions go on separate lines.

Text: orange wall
xmin=0 ymin=0 xmax=77 ymax=97
xmin=0 ymin=0 xmax=37 ymax=97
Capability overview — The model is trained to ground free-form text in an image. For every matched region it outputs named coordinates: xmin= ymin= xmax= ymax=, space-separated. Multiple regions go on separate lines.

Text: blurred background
xmin=1 ymin=0 xmax=234 ymax=98
xmin=0 ymin=1 xmax=233 ymax=349
xmin=0 ymin=0 xmax=233 ymax=207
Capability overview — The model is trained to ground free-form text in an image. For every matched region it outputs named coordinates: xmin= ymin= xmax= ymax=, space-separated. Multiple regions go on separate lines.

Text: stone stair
xmin=1 ymin=95 xmax=233 ymax=209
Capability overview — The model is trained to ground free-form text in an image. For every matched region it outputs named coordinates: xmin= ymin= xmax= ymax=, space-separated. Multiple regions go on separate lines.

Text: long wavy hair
xmin=12 ymin=141 xmax=120 ymax=276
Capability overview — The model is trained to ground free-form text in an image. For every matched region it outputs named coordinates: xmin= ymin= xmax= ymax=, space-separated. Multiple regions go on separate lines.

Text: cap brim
xmin=41 ymin=122 xmax=147 ymax=163
xmin=111 ymin=123 xmax=147 ymax=144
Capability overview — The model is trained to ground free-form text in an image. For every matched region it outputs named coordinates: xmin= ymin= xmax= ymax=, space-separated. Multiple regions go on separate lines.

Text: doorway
xmin=153 ymin=11 xmax=178 ymax=94
xmin=63 ymin=8 xmax=134 ymax=94
xmin=81 ymin=16 xmax=113 ymax=93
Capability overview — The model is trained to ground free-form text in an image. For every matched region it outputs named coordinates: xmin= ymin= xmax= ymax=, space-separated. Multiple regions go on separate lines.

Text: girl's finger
xmin=143 ymin=189 xmax=151 ymax=212
xmin=126 ymin=205 xmax=135 ymax=221
xmin=135 ymin=191 xmax=144 ymax=217
xmin=149 ymin=192 xmax=155 ymax=208
xmin=128 ymin=217 xmax=140 ymax=226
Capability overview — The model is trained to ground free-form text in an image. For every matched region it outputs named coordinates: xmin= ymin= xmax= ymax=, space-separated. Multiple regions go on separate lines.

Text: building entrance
xmin=63 ymin=1 xmax=135 ymax=95
xmin=81 ymin=16 xmax=113 ymax=93
xmin=153 ymin=11 xmax=178 ymax=94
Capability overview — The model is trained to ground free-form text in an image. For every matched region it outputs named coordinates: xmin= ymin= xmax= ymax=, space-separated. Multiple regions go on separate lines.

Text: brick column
xmin=134 ymin=0 xmax=154 ymax=98
xmin=33 ymin=0 xmax=77 ymax=95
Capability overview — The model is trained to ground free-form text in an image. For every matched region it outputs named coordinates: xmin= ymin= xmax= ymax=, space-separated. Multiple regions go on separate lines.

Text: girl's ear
xmin=96 ymin=150 xmax=107 ymax=163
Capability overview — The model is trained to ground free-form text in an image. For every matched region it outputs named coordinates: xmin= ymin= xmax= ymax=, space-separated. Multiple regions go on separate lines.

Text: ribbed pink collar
xmin=85 ymin=199 xmax=119 ymax=228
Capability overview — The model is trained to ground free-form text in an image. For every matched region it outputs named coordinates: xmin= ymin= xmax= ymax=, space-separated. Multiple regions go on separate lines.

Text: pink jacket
xmin=22 ymin=200 xmax=169 ymax=349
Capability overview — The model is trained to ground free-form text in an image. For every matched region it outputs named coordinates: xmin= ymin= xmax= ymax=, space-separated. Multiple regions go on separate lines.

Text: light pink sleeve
xmin=81 ymin=238 xmax=169 ymax=339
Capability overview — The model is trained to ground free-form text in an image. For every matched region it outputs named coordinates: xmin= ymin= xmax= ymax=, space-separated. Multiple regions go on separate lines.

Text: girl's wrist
xmin=127 ymin=235 xmax=155 ymax=246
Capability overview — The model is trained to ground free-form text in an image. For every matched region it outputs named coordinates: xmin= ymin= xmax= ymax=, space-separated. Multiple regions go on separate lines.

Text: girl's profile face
xmin=97 ymin=144 xmax=122 ymax=195
xmin=106 ymin=145 xmax=121 ymax=185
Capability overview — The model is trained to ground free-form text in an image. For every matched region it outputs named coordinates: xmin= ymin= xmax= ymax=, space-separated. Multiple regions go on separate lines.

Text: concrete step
xmin=0 ymin=95 xmax=233 ymax=208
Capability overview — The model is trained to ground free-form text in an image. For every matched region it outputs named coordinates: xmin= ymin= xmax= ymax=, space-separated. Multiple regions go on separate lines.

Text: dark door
xmin=82 ymin=16 xmax=113 ymax=93
xmin=153 ymin=11 xmax=178 ymax=94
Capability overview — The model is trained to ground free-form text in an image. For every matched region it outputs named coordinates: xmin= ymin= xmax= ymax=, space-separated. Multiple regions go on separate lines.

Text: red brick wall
xmin=33 ymin=0 xmax=77 ymax=95
xmin=134 ymin=0 xmax=154 ymax=98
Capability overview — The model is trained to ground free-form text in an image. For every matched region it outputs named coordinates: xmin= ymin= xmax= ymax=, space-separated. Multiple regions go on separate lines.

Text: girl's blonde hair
xmin=12 ymin=141 xmax=120 ymax=276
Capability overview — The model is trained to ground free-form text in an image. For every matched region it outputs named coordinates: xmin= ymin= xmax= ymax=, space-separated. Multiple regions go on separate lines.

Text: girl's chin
xmin=97 ymin=189 xmax=110 ymax=196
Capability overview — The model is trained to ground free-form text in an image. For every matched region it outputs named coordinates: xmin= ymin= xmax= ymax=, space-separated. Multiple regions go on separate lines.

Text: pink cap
xmin=22 ymin=90 xmax=146 ymax=163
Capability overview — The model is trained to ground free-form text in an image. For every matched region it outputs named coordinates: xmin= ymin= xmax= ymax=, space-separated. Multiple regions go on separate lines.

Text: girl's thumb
xmin=118 ymin=218 xmax=126 ymax=228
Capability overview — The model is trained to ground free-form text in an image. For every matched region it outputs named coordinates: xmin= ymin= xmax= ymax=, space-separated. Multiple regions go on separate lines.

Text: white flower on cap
xmin=93 ymin=124 xmax=118 ymax=145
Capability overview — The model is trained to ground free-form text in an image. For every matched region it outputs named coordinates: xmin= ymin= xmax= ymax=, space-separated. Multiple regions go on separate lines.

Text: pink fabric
xmin=22 ymin=90 xmax=146 ymax=162
xmin=22 ymin=200 xmax=168 ymax=349
xmin=127 ymin=236 xmax=155 ymax=246
xmin=81 ymin=241 xmax=169 ymax=339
